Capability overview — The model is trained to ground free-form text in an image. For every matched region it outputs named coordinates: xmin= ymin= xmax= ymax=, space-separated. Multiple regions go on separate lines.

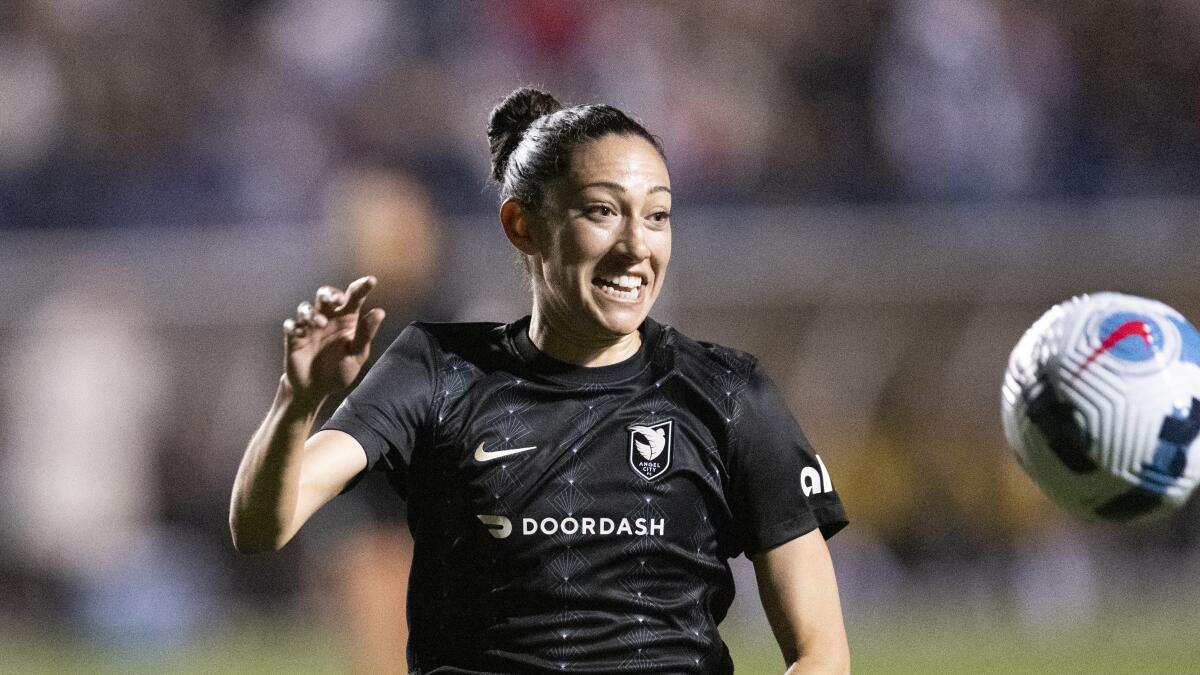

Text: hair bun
xmin=487 ymin=88 xmax=563 ymax=182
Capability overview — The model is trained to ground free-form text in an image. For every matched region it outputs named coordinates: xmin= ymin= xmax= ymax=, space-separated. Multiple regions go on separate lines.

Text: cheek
xmin=558 ymin=224 xmax=609 ymax=267
xmin=653 ymin=230 xmax=672 ymax=269
xmin=540 ymin=227 xmax=592 ymax=289
xmin=560 ymin=231 xmax=590 ymax=263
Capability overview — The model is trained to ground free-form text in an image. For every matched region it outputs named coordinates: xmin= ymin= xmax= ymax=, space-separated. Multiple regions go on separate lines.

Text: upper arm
xmin=288 ymin=324 xmax=438 ymax=545
xmin=726 ymin=361 xmax=848 ymax=554
xmin=290 ymin=429 xmax=368 ymax=537
xmin=751 ymin=529 xmax=850 ymax=674
xmin=320 ymin=323 xmax=439 ymax=477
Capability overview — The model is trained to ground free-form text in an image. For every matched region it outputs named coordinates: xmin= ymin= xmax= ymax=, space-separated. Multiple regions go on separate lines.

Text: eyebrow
xmin=580 ymin=181 xmax=671 ymax=195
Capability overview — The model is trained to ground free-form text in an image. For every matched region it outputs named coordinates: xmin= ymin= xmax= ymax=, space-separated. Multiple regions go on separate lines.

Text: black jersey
xmin=323 ymin=317 xmax=847 ymax=674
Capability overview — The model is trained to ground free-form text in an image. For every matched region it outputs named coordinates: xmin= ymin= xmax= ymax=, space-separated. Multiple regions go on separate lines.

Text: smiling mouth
xmin=592 ymin=274 xmax=644 ymax=302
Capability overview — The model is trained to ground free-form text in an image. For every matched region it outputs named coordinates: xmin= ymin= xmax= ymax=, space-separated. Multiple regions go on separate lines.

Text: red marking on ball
xmin=1077 ymin=320 xmax=1153 ymax=374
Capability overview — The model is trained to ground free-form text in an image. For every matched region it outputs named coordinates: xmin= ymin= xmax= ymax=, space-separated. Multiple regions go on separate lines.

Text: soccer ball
xmin=1001 ymin=292 xmax=1200 ymax=521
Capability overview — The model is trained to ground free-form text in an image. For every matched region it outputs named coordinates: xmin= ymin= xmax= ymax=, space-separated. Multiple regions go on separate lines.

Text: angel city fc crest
xmin=628 ymin=420 xmax=673 ymax=480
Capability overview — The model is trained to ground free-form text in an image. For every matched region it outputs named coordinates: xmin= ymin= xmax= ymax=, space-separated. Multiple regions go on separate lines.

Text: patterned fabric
xmin=324 ymin=316 xmax=847 ymax=674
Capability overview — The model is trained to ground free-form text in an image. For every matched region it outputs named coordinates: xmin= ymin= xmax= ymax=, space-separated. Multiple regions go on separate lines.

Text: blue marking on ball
xmin=1098 ymin=312 xmax=1163 ymax=362
xmin=1140 ymin=398 xmax=1200 ymax=495
xmin=1168 ymin=316 xmax=1200 ymax=368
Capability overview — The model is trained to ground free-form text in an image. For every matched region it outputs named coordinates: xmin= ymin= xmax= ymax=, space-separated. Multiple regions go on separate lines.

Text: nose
xmin=615 ymin=216 xmax=651 ymax=261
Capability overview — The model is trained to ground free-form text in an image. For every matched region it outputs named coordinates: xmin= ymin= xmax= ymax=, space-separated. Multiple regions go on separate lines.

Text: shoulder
xmin=656 ymin=321 xmax=797 ymax=431
xmin=657 ymin=321 xmax=760 ymax=383
xmin=406 ymin=321 xmax=512 ymax=373
xmin=410 ymin=321 xmax=506 ymax=349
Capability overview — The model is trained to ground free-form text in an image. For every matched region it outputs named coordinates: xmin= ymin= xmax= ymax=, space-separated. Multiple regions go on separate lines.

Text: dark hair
xmin=487 ymin=87 xmax=663 ymax=209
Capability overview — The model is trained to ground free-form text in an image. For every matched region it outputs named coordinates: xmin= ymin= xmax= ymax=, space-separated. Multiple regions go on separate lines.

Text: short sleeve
xmin=727 ymin=362 xmax=847 ymax=556
xmin=321 ymin=323 xmax=438 ymax=484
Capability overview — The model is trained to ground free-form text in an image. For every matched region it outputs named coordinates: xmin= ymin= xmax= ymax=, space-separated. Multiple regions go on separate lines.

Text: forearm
xmin=754 ymin=531 xmax=851 ymax=675
xmin=784 ymin=649 xmax=851 ymax=675
xmin=771 ymin=616 xmax=851 ymax=675
xmin=229 ymin=376 xmax=324 ymax=553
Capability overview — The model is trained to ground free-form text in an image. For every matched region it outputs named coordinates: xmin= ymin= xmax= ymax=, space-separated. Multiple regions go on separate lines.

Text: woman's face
xmin=529 ymin=134 xmax=672 ymax=341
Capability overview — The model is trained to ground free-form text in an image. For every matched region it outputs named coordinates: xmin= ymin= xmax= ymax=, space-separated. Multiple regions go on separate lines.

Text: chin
xmin=591 ymin=308 xmax=647 ymax=337
xmin=585 ymin=292 xmax=654 ymax=335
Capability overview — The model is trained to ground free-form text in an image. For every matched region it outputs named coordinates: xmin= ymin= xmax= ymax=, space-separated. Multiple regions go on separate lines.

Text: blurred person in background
xmin=230 ymin=88 xmax=849 ymax=674
xmin=872 ymin=0 xmax=1069 ymax=200
xmin=0 ymin=259 xmax=214 ymax=644
xmin=316 ymin=165 xmax=442 ymax=673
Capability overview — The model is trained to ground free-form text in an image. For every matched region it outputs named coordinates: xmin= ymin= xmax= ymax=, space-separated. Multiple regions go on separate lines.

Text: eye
xmin=586 ymin=204 xmax=616 ymax=218
xmin=648 ymin=211 xmax=670 ymax=224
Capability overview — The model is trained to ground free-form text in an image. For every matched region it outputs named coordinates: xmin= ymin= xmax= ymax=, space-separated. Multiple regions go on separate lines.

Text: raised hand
xmin=282 ymin=276 xmax=385 ymax=407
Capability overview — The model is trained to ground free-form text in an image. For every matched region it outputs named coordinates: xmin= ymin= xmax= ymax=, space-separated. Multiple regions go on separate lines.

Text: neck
xmin=528 ymin=306 xmax=642 ymax=367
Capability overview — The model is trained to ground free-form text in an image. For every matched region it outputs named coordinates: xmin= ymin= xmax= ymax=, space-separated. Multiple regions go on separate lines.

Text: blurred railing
xmin=2 ymin=197 xmax=1199 ymax=634
xmin=3 ymin=196 xmax=1196 ymax=320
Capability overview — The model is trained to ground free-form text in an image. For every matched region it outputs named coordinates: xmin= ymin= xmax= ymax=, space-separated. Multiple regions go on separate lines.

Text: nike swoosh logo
xmin=1078 ymin=319 xmax=1154 ymax=374
xmin=474 ymin=442 xmax=537 ymax=462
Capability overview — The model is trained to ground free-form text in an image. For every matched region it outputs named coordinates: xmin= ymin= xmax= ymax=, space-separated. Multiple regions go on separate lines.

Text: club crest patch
xmin=628 ymin=420 xmax=673 ymax=481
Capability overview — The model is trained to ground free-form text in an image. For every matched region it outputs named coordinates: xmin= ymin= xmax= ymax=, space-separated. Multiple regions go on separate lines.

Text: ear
xmin=500 ymin=198 xmax=540 ymax=256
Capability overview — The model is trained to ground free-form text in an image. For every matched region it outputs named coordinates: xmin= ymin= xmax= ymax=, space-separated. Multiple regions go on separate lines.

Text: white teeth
xmin=594 ymin=274 xmax=644 ymax=302
xmin=600 ymin=274 xmax=643 ymax=289
xmin=598 ymin=284 xmax=638 ymax=301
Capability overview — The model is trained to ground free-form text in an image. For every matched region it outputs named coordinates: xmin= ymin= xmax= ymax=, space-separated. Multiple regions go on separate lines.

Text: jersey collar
xmin=507 ymin=316 xmax=669 ymax=384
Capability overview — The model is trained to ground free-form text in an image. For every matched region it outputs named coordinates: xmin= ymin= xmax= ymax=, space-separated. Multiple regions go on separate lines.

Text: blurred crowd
xmin=3 ymin=0 xmax=1200 ymax=667
xmin=4 ymin=0 xmax=1200 ymax=232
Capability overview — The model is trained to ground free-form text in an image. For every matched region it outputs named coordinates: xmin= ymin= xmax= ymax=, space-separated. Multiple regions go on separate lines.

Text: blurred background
xmin=3 ymin=0 xmax=1200 ymax=673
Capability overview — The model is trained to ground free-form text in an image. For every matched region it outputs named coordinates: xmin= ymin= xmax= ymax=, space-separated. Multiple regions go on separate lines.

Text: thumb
xmin=351 ymin=307 xmax=386 ymax=353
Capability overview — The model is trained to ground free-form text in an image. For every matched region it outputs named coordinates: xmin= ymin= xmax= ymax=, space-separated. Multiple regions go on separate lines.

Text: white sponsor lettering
xmin=801 ymin=454 xmax=835 ymax=496
xmin=517 ymin=516 xmax=666 ymax=537
xmin=800 ymin=467 xmax=821 ymax=495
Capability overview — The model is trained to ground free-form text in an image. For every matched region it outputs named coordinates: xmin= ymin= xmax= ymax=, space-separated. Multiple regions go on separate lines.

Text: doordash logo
xmin=477 ymin=514 xmax=512 ymax=539
xmin=477 ymin=514 xmax=665 ymax=539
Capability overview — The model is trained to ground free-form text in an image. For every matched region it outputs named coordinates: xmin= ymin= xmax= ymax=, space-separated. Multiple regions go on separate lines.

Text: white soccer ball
xmin=1001 ymin=292 xmax=1200 ymax=521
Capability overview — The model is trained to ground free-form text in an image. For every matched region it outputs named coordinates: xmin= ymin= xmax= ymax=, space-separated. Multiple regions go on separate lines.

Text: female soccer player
xmin=231 ymin=88 xmax=849 ymax=674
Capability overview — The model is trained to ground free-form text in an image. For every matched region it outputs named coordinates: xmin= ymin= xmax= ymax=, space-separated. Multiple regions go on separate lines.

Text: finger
xmin=350 ymin=307 xmax=385 ymax=353
xmin=338 ymin=276 xmax=377 ymax=315
xmin=315 ymin=285 xmax=343 ymax=314
xmin=282 ymin=318 xmax=306 ymax=339
xmin=293 ymin=306 xmax=328 ymax=329
xmin=296 ymin=301 xmax=314 ymax=323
